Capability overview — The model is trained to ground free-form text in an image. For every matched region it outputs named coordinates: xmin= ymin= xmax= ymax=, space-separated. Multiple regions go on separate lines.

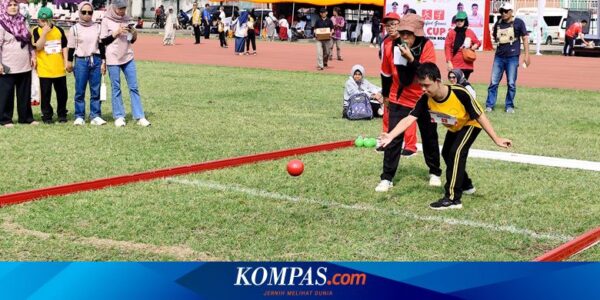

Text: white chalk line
xmin=1 ymin=216 xmax=219 ymax=261
xmin=416 ymin=144 xmax=600 ymax=172
xmin=166 ymin=178 xmax=573 ymax=242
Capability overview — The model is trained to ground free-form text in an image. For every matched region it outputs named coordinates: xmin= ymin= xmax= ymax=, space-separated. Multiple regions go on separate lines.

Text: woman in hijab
xmin=0 ymin=0 xmax=38 ymax=127
xmin=163 ymin=6 xmax=179 ymax=46
xmin=100 ymin=0 xmax=150 ymax=127
xmin=448 ymin=69 xmax=476 ymax=99
xmin=66 ymin=1 xmax=107 ymax=125
xmin=265 ymin=12 xmax=276 ymax=41
xmin=278 ymin=15 xmax=289 ymax=41
xmin=343 ymin=64 xmax=383 ymax=118
xmin=231 ymin=10 xmax=248 ymax=55
xmin=444 ymin=11 xmax=480 ymax=79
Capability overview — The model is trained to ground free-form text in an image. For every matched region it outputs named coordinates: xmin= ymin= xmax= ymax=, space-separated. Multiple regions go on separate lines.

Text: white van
xmin=516 ymin=7 xmax=568 ymax=44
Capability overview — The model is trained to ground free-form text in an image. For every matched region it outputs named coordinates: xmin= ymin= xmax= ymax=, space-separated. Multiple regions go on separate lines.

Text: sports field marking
xmin=166 ymin=178 xmax=573 ymax=242
xmin=416 ymin=144 xmax=600 ymax=172
xmin=1 ymin=217 xmax=217 ymax=261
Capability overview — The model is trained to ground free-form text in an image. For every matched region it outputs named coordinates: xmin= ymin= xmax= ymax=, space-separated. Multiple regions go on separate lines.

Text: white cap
xmin=500 ymin=3 xmax=513 ymax=11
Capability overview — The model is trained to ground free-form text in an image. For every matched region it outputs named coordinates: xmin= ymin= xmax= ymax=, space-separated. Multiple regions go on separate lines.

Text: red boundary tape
xmin=534 ymin=227 xmax=600 ymax=261
xmin=0 ymin=140 xmax=354 ymax=207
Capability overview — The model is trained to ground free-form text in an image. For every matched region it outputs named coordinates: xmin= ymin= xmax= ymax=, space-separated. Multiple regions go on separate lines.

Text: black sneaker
xmin=43 ymin=119 xmax=55 ymax=124
xmin=429 ymin=198 xmax=462 ymax=210
xmin=401 ymin=149 xmax=417 ymax=157
xmin=58 ymin=117 xmax=68 ymax=123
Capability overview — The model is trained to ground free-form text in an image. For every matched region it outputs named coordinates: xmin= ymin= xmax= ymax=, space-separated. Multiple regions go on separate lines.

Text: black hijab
xmin=452 ymin=18 xmax=469 ymax=56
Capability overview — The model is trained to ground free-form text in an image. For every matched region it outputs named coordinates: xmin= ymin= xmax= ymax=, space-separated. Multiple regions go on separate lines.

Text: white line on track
xmin=416 ymin=144 xmax=600 ymax=172
xmin=166 ymin=178 xmax=574 ymax=242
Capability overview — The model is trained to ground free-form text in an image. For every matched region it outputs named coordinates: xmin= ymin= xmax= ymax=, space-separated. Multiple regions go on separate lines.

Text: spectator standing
xmin=444 ymin=11 xmax=480 ymax=79
xmin=66 ymin=1 xmax=107 ymax=126
xmin=100 ymin=0 xmax=150 ymax=127
xmin=0 ymin=0 xmax=38 ymax=127
xmin=278 ymin=15 xmax=289 ymax=41
xmin=265 ymin=12 xmax=277 ymax=41
xmin=32 ymin=6 xmax=69 ymax=124
xmin=217 ymin=17 xmax=227 ymax=48
xmin=191 ymin=2 xmax=201 ymax=44
xmin=231 ymin=10 xmax=248 ymax=55
xmin=245 ymin=11 xmax=256 ymax=55
xmin=163 ymin=6 xmax=179 ymax=46
xmin=202 ymin=3 xmax=211 ymax=39
xmin=370 ymin=12 xmax=380 ymax=48
xmin=485 ymin=3 xmax=529 ymax=113
xmin=329 ymin=7 xmax=345 ymax=61
xmin=314 ymin=7 xmax=333 ymax=70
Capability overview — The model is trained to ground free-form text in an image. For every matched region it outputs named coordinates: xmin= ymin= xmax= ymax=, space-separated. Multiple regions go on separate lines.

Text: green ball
xmin=364 ymin=138 xmax=377 ymax=148
xmin=354 ymin=137 xmax=364 ymax=147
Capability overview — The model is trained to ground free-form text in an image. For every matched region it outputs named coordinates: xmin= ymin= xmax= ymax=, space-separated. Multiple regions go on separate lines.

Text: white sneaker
xmin=90 ymin=117 xmax=107 ymax=126
xmin=114 ymin=118 xmax=126 ymax=127
xmin=463 ymin=187 xmax=477 ymax=195
xmin=136 ymin=118 xmax=151 ymax=127
xmin=73 ymin=118 xmax=85 ymax=126
xmin=375 ymin=180 xmax=393 ymax=192
xmin=429 ymin=174 xmax=442 ymax=187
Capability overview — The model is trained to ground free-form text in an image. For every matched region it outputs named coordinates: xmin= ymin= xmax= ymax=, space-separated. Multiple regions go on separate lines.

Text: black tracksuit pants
xmin=0 ymin=71 xmax=34 ymax=125
xmin=40 ymin=76 xmax=68 ymax=121
xmin=381 ymin=102 xmax=441 ymax=181
xmin=441 ymin=126 xmax=481 ymax=201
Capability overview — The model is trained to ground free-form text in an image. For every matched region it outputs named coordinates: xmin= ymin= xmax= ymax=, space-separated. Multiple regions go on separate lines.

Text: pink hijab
xmin=103 ymin=4 xmax=130 ymax=23
xmin=77 ymin=1 xmax=95 ymax=27
xmin=0 ymin=0 xmax=31 ymax=48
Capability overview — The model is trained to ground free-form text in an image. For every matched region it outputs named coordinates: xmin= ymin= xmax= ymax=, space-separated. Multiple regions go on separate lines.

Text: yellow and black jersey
xmin=32 ymin=25 xmax=68 ymax=78
xmin=410 ymin=85 xmax=483 ymax=132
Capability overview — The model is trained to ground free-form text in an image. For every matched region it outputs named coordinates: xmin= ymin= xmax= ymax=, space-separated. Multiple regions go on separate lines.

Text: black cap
xmin=319 ymin=8 xmax=327 ymax=13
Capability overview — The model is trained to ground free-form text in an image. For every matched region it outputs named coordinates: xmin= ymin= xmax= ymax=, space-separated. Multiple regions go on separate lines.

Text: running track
xmin=134 ymin=35 xmax=600 ymax=91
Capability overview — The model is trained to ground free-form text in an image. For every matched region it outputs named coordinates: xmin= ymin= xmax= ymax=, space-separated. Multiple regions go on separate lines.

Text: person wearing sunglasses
xmin=66 ymin=1 xmax=107 ymax=126
xmin=444 ymin=11 xmax=480 ymax=80
xmin=448 ymin=69 xmax=476 ymax=99
xmin=0 ymin=0 xmax=39 ymax=127
xmin=486 ymin=2 xmax=530 ymax=114
xmin=377 ymin=13 xmax=442 ymax=193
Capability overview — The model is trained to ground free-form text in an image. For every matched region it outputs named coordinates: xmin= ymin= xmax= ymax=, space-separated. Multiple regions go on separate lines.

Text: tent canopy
xmin=246 ymin=0 xmax=383 ymax=6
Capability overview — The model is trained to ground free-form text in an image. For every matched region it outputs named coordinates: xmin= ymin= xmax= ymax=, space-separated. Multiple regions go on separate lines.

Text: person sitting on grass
xmin=343 ymin=64 xmax=383 ymax=119
xmin=379 ymin=62 xmax=512 ymax=210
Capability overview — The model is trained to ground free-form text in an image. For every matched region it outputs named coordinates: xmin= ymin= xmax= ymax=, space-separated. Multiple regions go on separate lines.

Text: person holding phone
xmin=100 ymin=0 xmax=150 ymax=127
xmin=0 ymin=0 xmax=38 ymax=127
xmin=376 ymin=13 xmax=442 ymax=192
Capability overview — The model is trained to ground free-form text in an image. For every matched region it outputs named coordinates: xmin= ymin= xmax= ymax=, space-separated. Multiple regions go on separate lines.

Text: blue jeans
xmin=107 ymin=59 xmax=145 ymax=120
xmin=74 ymin=55 xmax=102 ymax=119
xmin=485 ymin=55 xmax=519 ymax=109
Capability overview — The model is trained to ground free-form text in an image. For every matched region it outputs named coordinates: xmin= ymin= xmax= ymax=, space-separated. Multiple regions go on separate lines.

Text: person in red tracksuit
xmin=444 ymin=11 xmax=480 ymax=79
xmin=379 ymin=12 xmax=419 ymax=158
xmin=376 ymin=13 xmax=442 ymax=193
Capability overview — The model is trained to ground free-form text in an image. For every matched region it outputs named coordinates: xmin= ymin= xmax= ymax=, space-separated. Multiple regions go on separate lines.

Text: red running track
xmin=135 ymin=35 xmax=600 ymax=91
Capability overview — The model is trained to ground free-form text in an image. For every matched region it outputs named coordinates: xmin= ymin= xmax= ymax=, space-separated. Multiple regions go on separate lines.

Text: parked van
xmin=516 ymin=7 xmax=568 ymax=44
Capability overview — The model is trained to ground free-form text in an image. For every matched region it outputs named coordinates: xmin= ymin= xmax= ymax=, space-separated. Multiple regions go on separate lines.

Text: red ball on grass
xmin=287 ymin=159 xmax=304 ymax=177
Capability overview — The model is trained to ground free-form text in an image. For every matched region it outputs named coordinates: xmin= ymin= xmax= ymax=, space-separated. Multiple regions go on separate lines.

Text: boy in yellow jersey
xmin=379 ymin=63 xmax=512 ymax=210
xmin=32 ymin=7 xmax=68 ymax=124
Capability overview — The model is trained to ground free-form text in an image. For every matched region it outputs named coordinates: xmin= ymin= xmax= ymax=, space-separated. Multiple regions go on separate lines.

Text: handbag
xmin=462 ymin=48 xmax=477 ymax=63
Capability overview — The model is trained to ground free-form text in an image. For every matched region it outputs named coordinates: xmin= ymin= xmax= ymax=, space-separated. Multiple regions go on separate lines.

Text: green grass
xmin=0 ymin=61 xmax=598 ymax=261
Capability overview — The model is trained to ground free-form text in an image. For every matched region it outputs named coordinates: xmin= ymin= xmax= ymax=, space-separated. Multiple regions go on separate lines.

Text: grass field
xmin=0 ymin=61 xmax=598 ymax=261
